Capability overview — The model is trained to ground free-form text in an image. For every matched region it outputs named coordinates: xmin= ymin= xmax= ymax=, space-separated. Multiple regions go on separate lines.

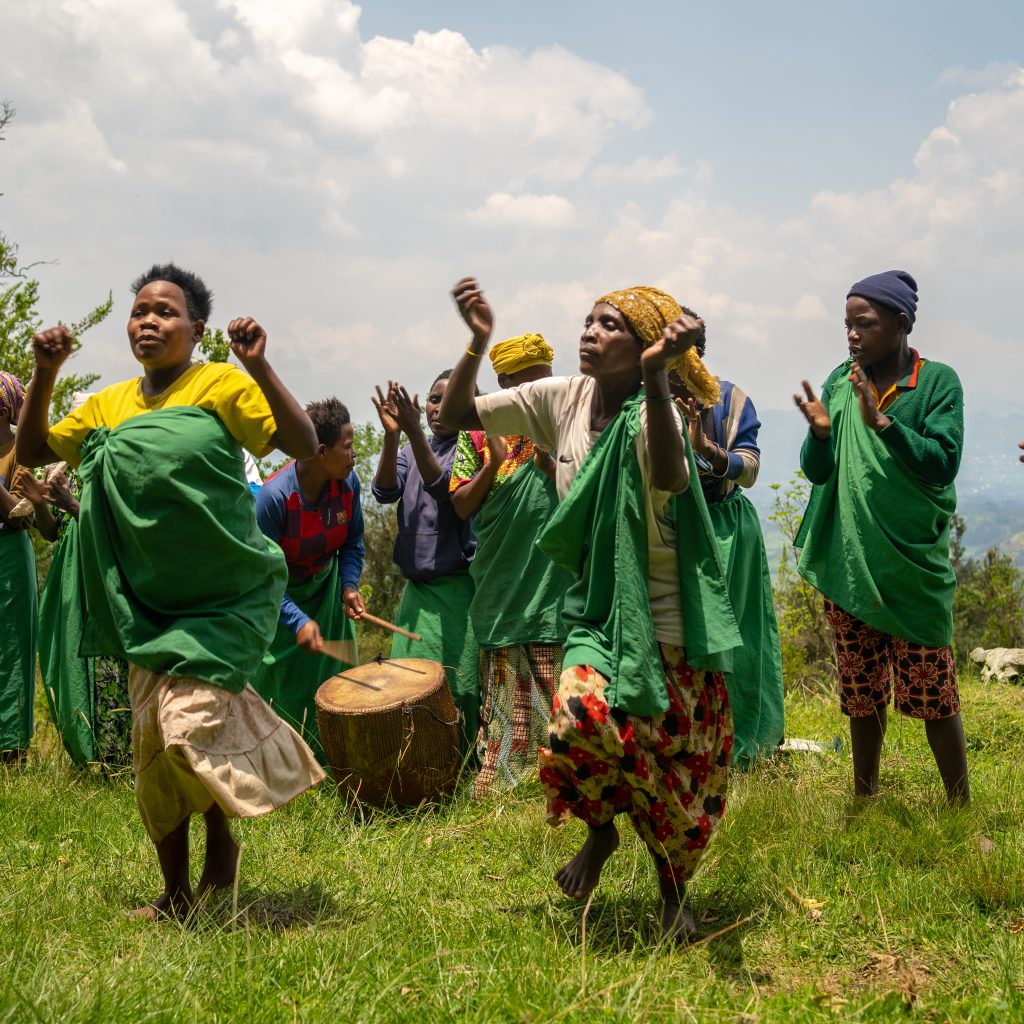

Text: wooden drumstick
xmin=356 ymin=611 xmax=422 ymax=643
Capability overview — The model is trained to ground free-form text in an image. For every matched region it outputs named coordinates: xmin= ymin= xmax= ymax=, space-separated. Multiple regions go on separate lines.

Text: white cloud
xmin=0 ymin=9 xmax=1020 ymax=427
xmin=592 ymin=154 xmax=684 ymax=184
xmin=468 ymin=192 xmax=575 ymax=228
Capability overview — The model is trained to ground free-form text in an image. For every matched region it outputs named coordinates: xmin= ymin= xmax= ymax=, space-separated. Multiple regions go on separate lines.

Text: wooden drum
xmin=315 ymin=657 xmax=461 ymax=807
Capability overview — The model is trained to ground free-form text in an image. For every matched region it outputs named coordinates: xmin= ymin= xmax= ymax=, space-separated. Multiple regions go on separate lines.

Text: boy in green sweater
xmin=794 ymin=270 xmax=968 ymax=804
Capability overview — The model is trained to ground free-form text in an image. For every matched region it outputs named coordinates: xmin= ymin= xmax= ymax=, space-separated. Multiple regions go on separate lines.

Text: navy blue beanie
xmin=847 ymin=270 xmax=918 ymax=332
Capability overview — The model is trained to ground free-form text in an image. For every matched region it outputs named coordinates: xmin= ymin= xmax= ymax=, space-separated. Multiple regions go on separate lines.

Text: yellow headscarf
xmin=596 ymin=286 xmax=719 ymax=406
xmin=489 ymin=332 xmax=554 ymax=376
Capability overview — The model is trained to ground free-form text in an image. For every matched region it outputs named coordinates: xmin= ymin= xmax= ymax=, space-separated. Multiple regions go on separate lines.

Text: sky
xmin=1 ymin=0 xmax=1022 ymax=426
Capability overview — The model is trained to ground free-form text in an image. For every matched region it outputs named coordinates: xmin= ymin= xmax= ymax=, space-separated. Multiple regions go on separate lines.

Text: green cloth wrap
xmin=391 ymin=573 xmax=479 ymax=753
xmin=469 ymin=461 xmax=571 ymax=649
xmin=709 ymin=491 xmax=784 ymax=768
xmin=796 ymin=370 xmax=956 ymax=647
xmin=0 ymin=530 xmax=36 ymax=751
xmin=76 ymin=406 xmax=288 ymax=692
xmin=253 ymin=559 xmax=357 ymax=764
xmin=38 ymin=518 xmax=95 ymax=764
xmin=537 ymin=392 xmax=740 ymax=717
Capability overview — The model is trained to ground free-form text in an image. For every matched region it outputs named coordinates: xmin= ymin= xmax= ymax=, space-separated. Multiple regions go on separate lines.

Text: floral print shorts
xmin=824 ymin=598 xmax=960 ymax=720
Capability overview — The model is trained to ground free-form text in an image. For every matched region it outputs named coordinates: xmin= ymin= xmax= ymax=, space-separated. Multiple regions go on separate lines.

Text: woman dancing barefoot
xmin=440 ymin=279 xmax=739 ymax=942
xmin=17 ymin=263 xmax=325 ymax=919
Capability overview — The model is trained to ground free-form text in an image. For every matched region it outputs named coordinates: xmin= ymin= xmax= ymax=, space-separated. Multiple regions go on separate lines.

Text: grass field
xmin=2 ymin=672 xmax=1023 ymax=1023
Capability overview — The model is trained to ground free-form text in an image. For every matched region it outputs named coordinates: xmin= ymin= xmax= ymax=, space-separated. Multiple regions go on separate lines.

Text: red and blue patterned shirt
xmin=256 ymin=461 xmax=365 ymax=633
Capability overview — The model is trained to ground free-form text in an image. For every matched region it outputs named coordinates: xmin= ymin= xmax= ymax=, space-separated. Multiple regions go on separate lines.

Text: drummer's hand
xmin=343 ymin=588 xmax=366 ymax=620
xmin=296 ymin=619 xmax=323 ymax=653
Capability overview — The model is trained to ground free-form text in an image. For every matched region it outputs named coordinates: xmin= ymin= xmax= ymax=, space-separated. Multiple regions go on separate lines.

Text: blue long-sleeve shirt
xmin=371 ymin=434 xmax=475 ymax=582
xmin=256 ymin=462 xmax=365 ymax=633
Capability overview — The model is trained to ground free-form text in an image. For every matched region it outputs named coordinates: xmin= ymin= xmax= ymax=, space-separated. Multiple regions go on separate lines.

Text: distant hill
xmin=748 ymin=409 xmax=1024 ymax=567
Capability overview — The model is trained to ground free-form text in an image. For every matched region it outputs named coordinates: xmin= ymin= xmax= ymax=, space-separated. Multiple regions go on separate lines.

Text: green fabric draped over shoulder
xmin=38 ymin=518 xmax=95 ymax=764
xmin=469 ymin=460 xmax=572 ymax=649
xmin=392 ymin=573 xmax=479 ymax=752
xmin=709 ymin=491 xmax=785 ymax=768
xmin=537 ymin=393 xmax=740 ymax=718
xmin=0 ymin=530 xmax=36 ymax=752
xmin=253 ymin=560 xmax=357 ymax=764
xmin=796 ymin=373 xmax=956 ymax=648
xmin=77 ymin=406 xmax=288 ymax=692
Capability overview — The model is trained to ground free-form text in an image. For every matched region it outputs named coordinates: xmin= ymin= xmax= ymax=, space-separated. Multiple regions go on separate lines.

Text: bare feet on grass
xmin=196 ymin=806 xmax=240 ymax=897
xmin=659 ymin=881 xmax=698 ymax=944
xmin=555 ymin=822 xmax=619 ymax=899
xmin=128 ymin=888 xmax=194 ymax=922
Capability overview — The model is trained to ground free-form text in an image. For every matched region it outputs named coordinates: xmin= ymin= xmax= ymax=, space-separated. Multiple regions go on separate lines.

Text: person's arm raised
xmin=437 ymin=276 xmax=492 ymax=431
xmin=16 ymin=326 xmax=73 ymax=467
xmin=371 ymin=382 xmax=403 ymax=496
xmin=227 ymin=317 xmax=318 ymax=461
xmin=640 ymin=315 xmax=704 ymax=493
xmin=393 ymin=385 xmax=443 ymax=484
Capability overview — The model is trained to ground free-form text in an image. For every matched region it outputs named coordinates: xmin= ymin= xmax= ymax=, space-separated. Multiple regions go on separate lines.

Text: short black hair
xmin=430 ymin=368 xmax=479 ymax=397
xmin=681 ymin=305 xmax=707 ymax=358
xmin=131 ymin=263 xmax=213 ymax=322
xmin=306 ymin=397 xmax=351 ymax=448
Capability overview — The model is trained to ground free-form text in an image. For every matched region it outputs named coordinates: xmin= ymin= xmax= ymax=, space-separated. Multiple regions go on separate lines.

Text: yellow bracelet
xmin=465 ymin=347 xmax=482 ymax=358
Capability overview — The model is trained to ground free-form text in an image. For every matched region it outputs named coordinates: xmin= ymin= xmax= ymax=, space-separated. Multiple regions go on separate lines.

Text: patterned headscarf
xmin=0 ymin=371 xmax=25 ymax=422
xmin=596 ymin=286 xmax=720 ymax=405
xmin=489 ymin=333 xmax=554 ymax=376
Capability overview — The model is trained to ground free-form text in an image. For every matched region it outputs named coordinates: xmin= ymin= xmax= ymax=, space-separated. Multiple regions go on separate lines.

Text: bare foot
xmin=128 ymin=889 xmax=193 ymax=921
xmin=554 ymin=823 xmax=619 ymax=899
xmin=196 ymin=835 xmax=240 ymax=897
xmin=659 ymin=894 xmax=697 ymax=944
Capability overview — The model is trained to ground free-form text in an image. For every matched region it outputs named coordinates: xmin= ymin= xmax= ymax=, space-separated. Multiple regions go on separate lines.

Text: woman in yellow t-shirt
xmin=17 ymin=263 xmax=325 ymax=921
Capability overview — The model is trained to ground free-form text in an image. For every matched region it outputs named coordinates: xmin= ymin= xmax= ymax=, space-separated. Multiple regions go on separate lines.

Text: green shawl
xmin=77 ymin=406 xmax=288 ymax=692
xmin=392 ymin=573 xmax=479 ymax=754
xmin=38 ymin=518 xmax=95 ymax=764
xmin=469 ymin=461 xmax=571 ymax=649
xmin=795 ymin=370 xmax=957 ymax=647
xmin=537 ymin=393 xmax=740 ymax=717
xmin=0 ymin=530 xmax=36 ymax=751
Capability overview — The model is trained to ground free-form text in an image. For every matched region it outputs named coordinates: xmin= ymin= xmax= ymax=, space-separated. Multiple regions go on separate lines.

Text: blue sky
xmin=2 ymin=0 xmax=1022 ymax=421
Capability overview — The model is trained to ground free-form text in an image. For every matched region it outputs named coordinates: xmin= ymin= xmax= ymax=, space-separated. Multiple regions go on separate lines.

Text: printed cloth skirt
xmin=129 ymin=666 xmax=326 ymax=843
xmin=539 ymin=643 xmax=732 ymax=887
xmin=473 ymin=642 xmax=563 ymax=799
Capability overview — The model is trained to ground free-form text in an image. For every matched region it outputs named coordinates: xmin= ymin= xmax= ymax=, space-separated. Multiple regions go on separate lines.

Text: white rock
xmin=974 ymin=647 xmax=1024 ymax=683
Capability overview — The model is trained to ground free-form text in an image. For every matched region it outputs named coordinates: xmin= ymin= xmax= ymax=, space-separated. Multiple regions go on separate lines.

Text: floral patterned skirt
xmin=538 ymin=644 xmax=732 ymax=887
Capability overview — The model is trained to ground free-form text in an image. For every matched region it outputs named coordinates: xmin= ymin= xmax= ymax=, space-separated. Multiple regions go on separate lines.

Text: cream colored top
xmin=476 ymin=375 xmax=688 ymax=646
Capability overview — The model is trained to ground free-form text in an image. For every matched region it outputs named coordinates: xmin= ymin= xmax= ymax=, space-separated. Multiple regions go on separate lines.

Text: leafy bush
xmin=768 ymin=472 xmax=835 ymax=694
xmin=950 ymin=514 xmax=1024 ymax=662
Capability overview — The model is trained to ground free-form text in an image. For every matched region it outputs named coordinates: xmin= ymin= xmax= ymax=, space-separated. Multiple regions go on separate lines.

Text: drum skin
xmin=315 ymin=657 xmax=461 ymax=807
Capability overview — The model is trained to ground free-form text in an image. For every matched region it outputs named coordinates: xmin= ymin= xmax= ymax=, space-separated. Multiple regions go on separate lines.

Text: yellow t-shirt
xmin=48 ymin=362 xmax=278 ymax=468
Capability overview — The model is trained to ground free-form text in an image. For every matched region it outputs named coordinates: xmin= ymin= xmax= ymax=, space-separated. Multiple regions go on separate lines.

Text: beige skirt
xmin=129 ymin=665 xmax=326 ymax=843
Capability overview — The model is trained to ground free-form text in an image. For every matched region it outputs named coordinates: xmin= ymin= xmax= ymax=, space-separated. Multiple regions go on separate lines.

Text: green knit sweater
xmin=795 ymin=357 xmax=963 ymax=647
xmin=800 ymin=358 xmax=963 ymax=489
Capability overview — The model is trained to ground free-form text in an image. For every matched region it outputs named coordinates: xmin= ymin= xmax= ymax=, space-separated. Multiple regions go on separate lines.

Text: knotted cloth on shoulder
xmin=537 ymin=392 xmax=739 ymax=716
xmin=76 ymin=406 xmax=288 ymax=692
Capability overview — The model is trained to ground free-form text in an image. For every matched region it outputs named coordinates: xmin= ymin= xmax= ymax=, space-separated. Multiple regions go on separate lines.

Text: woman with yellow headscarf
xmin=440 ymin=279 xmax=739 ymax=944
xmin=449 ymin=333 xmax=574 ymax=798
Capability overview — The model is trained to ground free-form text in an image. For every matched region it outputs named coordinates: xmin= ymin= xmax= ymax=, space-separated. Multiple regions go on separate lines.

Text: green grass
xmin=2 ymin=673 xmax=1023 ymax=1023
